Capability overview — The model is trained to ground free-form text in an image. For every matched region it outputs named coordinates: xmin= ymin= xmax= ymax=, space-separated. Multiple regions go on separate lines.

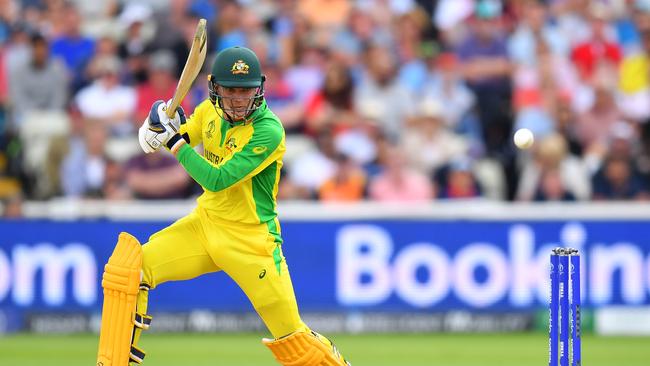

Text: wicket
xmin=549 ymin=248 xmax=581 ymax=366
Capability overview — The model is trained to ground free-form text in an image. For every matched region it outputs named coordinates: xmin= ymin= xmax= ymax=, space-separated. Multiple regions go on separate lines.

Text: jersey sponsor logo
xmin=231 ymin=60 xmax=250 ymax=75
xmin=259 ymin=269 xmax=266 ymax=279
xmin=252 ymin=146 xmax=268 ymax=154
xmin=206 ymin=120 xmax=216 ymax=139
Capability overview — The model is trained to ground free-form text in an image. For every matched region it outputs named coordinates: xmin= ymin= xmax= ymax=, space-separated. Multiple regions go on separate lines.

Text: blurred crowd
xmin=3 ymin=0 xmax=650 ymax=210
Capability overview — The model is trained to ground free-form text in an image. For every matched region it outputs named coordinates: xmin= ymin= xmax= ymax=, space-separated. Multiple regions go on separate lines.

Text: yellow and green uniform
xmin=177 ymin=99 xmax=284 ymax=234
xmin=134 ymin=99 xmax=306 ymax=341
xmin=101 ymin=45 xmax=349 ymax=366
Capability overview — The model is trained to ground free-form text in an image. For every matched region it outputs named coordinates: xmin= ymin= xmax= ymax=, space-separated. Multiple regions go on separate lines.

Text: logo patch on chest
xmin=225 ymin=137 xmax=238 ymax=152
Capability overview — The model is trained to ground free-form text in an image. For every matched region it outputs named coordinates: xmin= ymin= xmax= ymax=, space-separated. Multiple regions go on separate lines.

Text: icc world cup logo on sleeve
xmin=206 ymin=120 xmax=215 ymax=139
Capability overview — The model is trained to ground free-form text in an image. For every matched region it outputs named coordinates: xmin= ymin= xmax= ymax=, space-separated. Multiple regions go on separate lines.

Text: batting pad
xmin=97 ymin=232 xmax=143 ymax=366
xmin=263 ymin=330 xmax=350 ymax=366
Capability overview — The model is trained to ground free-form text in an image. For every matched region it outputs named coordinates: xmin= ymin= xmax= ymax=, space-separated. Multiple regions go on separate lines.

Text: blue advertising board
xmin=1 ymin=219 xmax=649 ymax=322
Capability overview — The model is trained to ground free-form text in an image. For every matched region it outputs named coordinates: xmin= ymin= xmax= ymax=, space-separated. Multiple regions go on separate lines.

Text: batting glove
xmin=138 ymin=100 xmax=186 ymax=154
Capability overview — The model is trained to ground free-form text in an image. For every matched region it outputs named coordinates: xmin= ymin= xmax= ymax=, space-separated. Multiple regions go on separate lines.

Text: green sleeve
xmin=176 ymin=121 xmax=283 ymax=192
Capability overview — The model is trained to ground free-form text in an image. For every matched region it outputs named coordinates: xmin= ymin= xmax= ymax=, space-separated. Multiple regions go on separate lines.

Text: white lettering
xmin=647 ymin=254 xmax=650 ymax=297
xmin=336 ymin=225 xmax=392 ymax=305
xmin=590 ymin=243 xmax=644 ymax=304
xmin=509 ymin=225 xmax=540 ymax=306
xmin=13 ymin=243 xmax=97 ymax=306
xmin=509 ymin=225 xmax=558 ymax=306
xmin=454 ymin=243 xmax=509 ymax=307
xmin=0 ymin=249 xmax=10 ymax=302
xmin=330 ymin=223 xmax=650 ymax=309
xmin=393 ymin=243 xmax=450 ymax=307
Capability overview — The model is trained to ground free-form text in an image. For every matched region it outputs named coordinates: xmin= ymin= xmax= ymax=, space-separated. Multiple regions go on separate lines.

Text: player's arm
xmin=174 ymin=120 xmax=283 ymax=192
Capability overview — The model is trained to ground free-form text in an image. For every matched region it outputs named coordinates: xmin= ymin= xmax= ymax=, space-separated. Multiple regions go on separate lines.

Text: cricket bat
xmin=165 ymin=18 xmax=208 ymax=120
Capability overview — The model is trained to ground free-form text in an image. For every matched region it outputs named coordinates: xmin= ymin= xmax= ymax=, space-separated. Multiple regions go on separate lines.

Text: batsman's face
xmin=219 ymin=86 xmax=257 ymax=120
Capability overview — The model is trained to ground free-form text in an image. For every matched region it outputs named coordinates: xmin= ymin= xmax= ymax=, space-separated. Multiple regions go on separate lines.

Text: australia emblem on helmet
xmin=231 ymin=60 xmax=250 ymax=75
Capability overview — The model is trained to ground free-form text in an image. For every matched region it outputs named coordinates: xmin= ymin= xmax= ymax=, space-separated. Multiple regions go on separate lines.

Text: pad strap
xmin=133 ymin=313 xmax=152 ymax=330
xmin=129 ymin=345 xmax=146 ymax=364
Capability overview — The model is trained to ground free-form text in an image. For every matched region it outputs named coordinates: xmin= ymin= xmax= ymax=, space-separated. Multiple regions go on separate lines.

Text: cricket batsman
xmin=96 ymin=46 xmax=351 ymax=366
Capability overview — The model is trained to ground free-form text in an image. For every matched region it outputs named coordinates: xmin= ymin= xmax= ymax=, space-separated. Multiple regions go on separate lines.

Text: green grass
xmin=0 ymin=332 xmax=648 ymax=366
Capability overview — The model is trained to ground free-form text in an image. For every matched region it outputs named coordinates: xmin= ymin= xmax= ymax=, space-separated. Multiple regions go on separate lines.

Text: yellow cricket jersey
xmin=176 ymin=99 xmax=285 ymax=241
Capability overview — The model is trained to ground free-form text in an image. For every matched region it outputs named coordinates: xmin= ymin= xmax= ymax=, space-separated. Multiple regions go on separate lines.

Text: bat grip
xmin=165 ymin=98 xmax=179 ymax=119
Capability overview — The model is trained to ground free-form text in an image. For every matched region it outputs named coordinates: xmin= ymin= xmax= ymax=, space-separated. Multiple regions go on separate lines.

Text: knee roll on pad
xmin=262 ymin=330 xmax=350 ymax=366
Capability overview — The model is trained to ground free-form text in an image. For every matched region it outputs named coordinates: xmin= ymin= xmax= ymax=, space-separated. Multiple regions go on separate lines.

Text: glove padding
xmin=138 ymin=100 xmax=185 ymax=154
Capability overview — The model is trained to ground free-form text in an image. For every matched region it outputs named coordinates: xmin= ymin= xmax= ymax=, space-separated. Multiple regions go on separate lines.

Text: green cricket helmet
xmin=208 ymin=46 xmax=265 ymax=123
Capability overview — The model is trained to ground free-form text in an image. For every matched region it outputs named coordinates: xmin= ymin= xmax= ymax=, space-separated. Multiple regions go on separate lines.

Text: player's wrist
xmin=166 ymin=134 xmax=186 ymax=156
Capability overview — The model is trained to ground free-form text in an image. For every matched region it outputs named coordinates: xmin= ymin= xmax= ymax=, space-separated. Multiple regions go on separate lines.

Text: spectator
xmin=50 ymin=2 xmax=95 ymax=91
xmin=437 ymin=158 xmax=482 ymax=199
xmin=395 ymin=9 xmax=429 ymax=92
xmin=104 ymin=159 xmax=130 ymax=200
xmin=354 ymin=44 xmax=414 ymax=141
xmin=0 ymin=120 xmax=23 ymax=197
xmin=508 ymin=0 xmax=569 ymax=67
xmin=570 ymin=3 xmax=622 ymax=82
xmin=125 ymin=152 xmax=191 ymax=200
xmin=263 ymin=63 xmax=303 ymax=133
xmin=422 ymin=52 xmax=480 ymax=151
xmin=510 ymin=0 xmax=580 ymax=120
xmin=6 ymin=0 xmax=650 ymax=204
xmin=298 ymin=0 xmax=351 ymax=29
xmin=3 ymin=22 xmax=32 ymax=75
xmin=288 ymin=128 xmax=338 ymax=198
xmin=94 ymin=34 xmax=119 ymax=60
xmin=304 ymin=60 xmax=354 ymax=135
xmin=533 ymin=168 xmax=577 ymax=202
xmin=60 ymin=121 xmax=109 ymax=198
xmin=369 ymin=146 xmax=434 ymax=201
xmin=270 ymin=0 xmax=301 ymax=68
xmin=456 ymin=0 xmax=513 ymax=163
xmin=331 ymin=7 xmax=388 ymax=66
xmin=552 ymin=0 xmax=592 ymax=47
xmin=401 ymin=99 xmax=468 ymax=176
xmin=117 ymin=3 xmax=153 ymax=84
xmin=553 ymin=95 xmax=584 ymax=157
xmin=216 ymin=0 xmax=247 ymax=51
xmin=616 ymin=8 xmax=650 ymax=121
xmin=75 ymin=56 xmax=136 ymax=136
xmin=575 ymin=82 xmax=621 ymax=152
xmin=134 ymin=50 xmax=189 ymax=124
xmin=592 ymin=154 xmax=648 ymax=200
xmin=9 ymin=33 xmax=67 ymax=123
xmin=148 ymin=5 xmax=190 ymax=79
xmin=318 ymin=153 xmax=366 ymax=202
xmin=1 ymin=191 xmax=23 ymax=218
xmin=516 ymin=133 xmax=591 ymax=201
xmin=333 ymin=117 xmax=380 ymax=168
xmin=285 ymin=45 xmax=327 ymax=104
xmin=0 ymin=46 xmax=6 ymax=131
